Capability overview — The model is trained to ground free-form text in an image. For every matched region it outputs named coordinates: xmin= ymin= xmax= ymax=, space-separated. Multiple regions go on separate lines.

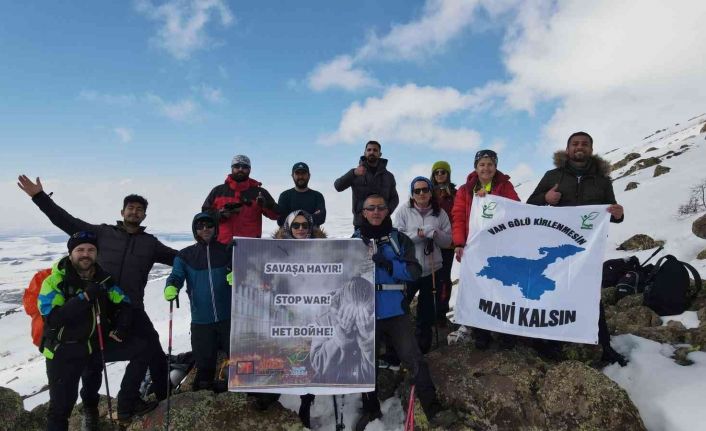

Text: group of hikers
xmin=17 ymin=131 xmax=627 ymax=431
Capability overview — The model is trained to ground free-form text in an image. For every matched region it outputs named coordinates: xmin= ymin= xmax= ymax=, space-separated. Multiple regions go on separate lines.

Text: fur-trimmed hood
xmin=553 ymin=151 xmax=612 ymax=178
xmin=273 ymin=227 xmax=327 ymax=239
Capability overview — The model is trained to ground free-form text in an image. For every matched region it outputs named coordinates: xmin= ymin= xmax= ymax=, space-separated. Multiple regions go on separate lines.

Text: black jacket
xmin=334 ymin=157 xmax=399 ymax=227
xmin=526 ymin=152 xmax=623 ymax=223
xmin=32 ymin=191 xmax=177 ymax=307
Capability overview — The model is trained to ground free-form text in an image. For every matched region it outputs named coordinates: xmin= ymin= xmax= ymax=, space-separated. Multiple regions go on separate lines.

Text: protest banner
xmin=228 ymin=237 xmax=375 ymax=395
xmin=455 ymin=195 xmax=610 ymax=344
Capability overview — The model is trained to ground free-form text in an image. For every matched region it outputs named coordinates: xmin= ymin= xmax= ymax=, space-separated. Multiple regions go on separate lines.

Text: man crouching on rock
xmin=39 ymin=231 xmax=153 ymax=431
xmin=352 ymin=194 xmax=457 ymax=430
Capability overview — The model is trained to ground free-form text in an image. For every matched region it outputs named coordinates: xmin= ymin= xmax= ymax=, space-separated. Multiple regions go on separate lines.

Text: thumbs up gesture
xmin=545 ymin=184 xmax=562 ymax=205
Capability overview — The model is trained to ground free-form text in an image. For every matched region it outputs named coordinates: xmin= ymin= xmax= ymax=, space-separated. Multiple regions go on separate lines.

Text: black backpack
xmin=615 ymin=265 xmax=655 ymax=300
xmin=643 ymin=255 xmax=702 ymax=316
xmin=602 ymin=256 xmax=640 ymax=288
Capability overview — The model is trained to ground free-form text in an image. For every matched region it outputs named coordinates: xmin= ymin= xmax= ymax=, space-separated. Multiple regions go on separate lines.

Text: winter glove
xmin=164 ymin=285 xmax=179 ymax=302
xmin=84 ymin=282 xmax=104 ymax=302
xmin=226 ymin=272 xmax=233 ymax=286
xmin=372 ymin=252 xmax=393 ymax=275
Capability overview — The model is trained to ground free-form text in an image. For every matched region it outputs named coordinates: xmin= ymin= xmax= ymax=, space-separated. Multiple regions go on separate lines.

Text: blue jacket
xmin=353 ymin=228 xmax=421 ymax=319
xmin=166 ymin=213 xmax=232 ymax=324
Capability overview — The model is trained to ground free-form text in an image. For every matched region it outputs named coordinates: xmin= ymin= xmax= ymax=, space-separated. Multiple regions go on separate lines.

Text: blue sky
xmin=3 ymin=0 xmax=705 ymax=234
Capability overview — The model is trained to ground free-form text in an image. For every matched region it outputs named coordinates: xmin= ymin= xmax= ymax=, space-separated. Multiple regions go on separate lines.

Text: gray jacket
xmin=334 ymin=157 xmax=399 ymax=227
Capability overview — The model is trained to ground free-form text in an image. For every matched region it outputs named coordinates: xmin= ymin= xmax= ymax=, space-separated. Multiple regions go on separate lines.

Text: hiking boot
xmin=429 ymin=408 xmax=458 ymax=427
xmin=601 ymin=345 xmax=628 ymax=366
xmin=354 ymin=409 xmax=382 ymax=431
xmin=80 ymin=406 xmax=99 ymax=431
xmin=193 ymin=380 xmax=213 ymax=392
xmin=212 ymin=379 xmax=228 ymax=394
xmin=377 ymin=352 xmax=401 ymax=371
xmin=497 ymin=334 xmax=517 ymax=350
xmin=535 ymin=340 xmax=564 ymax=361
xmin=117 ymin=398 xmax=158 ymax=424
xmin=252 ymin=393 xmax=280 ymax=411
xmin=473 ymin=328 xmax=492 ymax=350
xmin=447 ymin=325 xmax=470 ymax=345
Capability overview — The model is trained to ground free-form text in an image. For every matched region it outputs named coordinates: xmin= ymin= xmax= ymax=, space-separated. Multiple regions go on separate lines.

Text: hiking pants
xmin=131 ymin=308 xmax=169 ymax=400
xmin=361 ymin=314 xmax=440 ymax=417
xmin=45 ymin=346 xmax=101 ymax=431
xmin=436 ymin=248 xmax=455 ymax=320
xmin=405 ymin=271 xmax=439 ymax=353
xmin=191 ymin=319 xmax=231 ymax=384
xmin=102 ymin=335 xmax=151 ymax=416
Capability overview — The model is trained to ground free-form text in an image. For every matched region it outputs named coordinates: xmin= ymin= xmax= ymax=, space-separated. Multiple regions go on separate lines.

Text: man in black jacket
xmin=526 ymin=132 xmax=626 ymax=365
xmin=18 ymin=175 xmax=177 ymax=401
xmin=277 ymin=162 xmax=326 ymax=227
xmin=334 ymin=141 xmax=399 ymax=228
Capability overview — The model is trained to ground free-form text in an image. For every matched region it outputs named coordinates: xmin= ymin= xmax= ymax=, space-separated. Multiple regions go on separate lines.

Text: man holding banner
xmin=352 ymin=194 xmax=456 ymax=431
xmin=455 ymin=130 xmax=626 ymax=365
xmin=526 ymin=131 xmax=626 ymax=365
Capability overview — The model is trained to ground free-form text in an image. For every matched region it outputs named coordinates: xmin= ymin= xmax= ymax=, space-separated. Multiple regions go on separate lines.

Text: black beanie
xmin=67 ymin=231 xmax=98 ymax=254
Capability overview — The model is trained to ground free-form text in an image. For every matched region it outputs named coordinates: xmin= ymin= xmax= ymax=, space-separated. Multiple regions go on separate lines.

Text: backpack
xmin=22 ymin=268 xmax=52 ymax=347
xmin=615 ymin=265 xmax=654 ymax=300
xmin=643 ymin=255 xmax=702 ymax=316
xmin=602 ymin=256 xmax=640 ymax=288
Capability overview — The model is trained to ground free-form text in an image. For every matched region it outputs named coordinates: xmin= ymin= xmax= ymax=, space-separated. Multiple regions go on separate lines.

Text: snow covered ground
xmin=1 ymin=115 xmax=705 ymax=430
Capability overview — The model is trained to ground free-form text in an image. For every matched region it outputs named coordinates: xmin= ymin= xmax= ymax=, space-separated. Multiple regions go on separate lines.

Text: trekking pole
xmin=94 ymin=302 xmax=114 ymax=425
xmin=425 ymin=240 xmax=439 ymax=349
xmin=641 ymin=245 xmax=664 ymax=268
xmin=166 ymin=295 xmax=179 ymax=431
xmin=404 ymin=385 xmax=416 ymax=431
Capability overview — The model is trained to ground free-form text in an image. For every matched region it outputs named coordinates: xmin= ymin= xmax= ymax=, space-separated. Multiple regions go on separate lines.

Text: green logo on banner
xmin=482 ymin=202 xmax=497 ymax=219
xmin=581 ymin=212 xmax=599 ymax=229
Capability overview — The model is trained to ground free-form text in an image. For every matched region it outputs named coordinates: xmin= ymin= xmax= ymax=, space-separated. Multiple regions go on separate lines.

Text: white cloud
xmin=496 ymin=0 xmax=706 ymax=153
xmin=136 ymin=0 xmax=234 ymax=60
xmin=355 ymin=0 xmax=481 ymax=62
xmin=321 ymin=84 xmax=483 ymax=150
xmin=506 ymin=162 xmax=534 ymax=184
xmin=308 ymin=55 xmax=380 ymax=92
xmin=145 ymin=93 xmax=200 ymax=121
xmin=193 ymin=84 xmax=224 ymax=103
xmin=114 ymin=127 xmax=133 ymax=143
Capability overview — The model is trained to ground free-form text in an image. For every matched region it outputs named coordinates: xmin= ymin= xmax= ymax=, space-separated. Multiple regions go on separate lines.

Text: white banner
xmin=454 ymin=195 xmax=610 ymax=344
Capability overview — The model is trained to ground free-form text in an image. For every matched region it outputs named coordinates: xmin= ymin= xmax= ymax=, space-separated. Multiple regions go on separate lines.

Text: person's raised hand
xmin=17 ymin=175 xmax=43 ymax=197
xmin=607 ymin=204 xmax=624 ymax=220
xmin=354 ymin=165 xmax=366 ymax=176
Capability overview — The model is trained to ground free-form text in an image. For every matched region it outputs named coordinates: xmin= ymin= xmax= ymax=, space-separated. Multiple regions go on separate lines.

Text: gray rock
xmin=692 ymin=214 xmax=706 ymax=239
xmin=617 ymin=234 xmax=665 ymax=251
xmin=625 ymin=182 xmax=639 ymax=191
xmin=653 ymin=165 xmax=671 ymax=177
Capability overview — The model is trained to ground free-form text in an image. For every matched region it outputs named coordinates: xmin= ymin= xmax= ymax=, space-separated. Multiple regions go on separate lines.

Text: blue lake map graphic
xmin=476 ymin=244 xmax=585 ymax=300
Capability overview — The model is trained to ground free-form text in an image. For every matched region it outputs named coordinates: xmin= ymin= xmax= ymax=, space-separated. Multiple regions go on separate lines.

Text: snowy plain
xmin=1 ymin=115 xmax=705 ymax=430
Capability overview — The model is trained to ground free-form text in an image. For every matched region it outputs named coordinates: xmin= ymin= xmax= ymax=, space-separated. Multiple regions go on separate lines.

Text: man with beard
xmin=352 ymin=194 xmax=456 ymax=430
xmin=202 ymin=154 xmax=279 ymax=244
xmin=39 ymin=231 xmax=152 ymax=430
xmin=527 ymin=131 xmax=627 ymax=365
xmin=334 ymin=141 xmax=399 ymax=229
xmin=276 ymin=162 xmax=326 ymax=227
xmin=18 ymin=175 xmax=176 ymax=407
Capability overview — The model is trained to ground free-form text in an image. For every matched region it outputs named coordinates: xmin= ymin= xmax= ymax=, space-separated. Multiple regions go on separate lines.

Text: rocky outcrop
xmin=617 ymin=234 xmax=665 ymax=251
xmin=697 ymin=249 xmax=706 ymax=260
xmin=692 ymin=214 xmax=706 ymax=239
xmin=625 ymin=182 xmax=639 ymax=191
xmin=0 ymin=387 xmax=44 ymax=431
xmin=611 ymin=153 xmax=641 ymax=171
xmin=653 ymin=165 xmax=671 ymax=177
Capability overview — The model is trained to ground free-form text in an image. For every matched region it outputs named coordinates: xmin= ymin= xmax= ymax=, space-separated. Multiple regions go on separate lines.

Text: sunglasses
xmin=433 ymin=169 xmax=447 ymax=176
xmin=196 ymin=222 xmax=215 ymax=230
xmin=71 ymin=231 xmax=97 ymax=240
xmin=363 ymin=204 xmax=388 ymax=212
xmin=231 ymin=163 xmax=250 ymax=170
xmin=413 ymin=187 xmax=431 ymax=195
xmin=291 ymin=222 xmax=310 ymax=230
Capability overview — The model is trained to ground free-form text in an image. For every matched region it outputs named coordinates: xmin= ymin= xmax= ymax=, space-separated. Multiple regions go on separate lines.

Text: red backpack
xmin=23 ymin=268 xmax=52 ymax=347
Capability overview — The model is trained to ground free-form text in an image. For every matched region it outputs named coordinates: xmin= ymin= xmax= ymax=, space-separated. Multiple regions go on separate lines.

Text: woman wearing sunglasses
xmin=273 ymin=210 xmax=325 ymax=428
xmin=430 ymin=161 xmax=457 ymax=327
xmin=451 ymin=150 xmax=520 ymax=350
xmin=393 ymin=176 xmax=452 ymax=354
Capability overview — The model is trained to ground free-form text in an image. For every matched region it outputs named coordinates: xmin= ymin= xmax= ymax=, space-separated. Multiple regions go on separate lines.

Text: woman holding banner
xmin=394 ymin=176 xmax=452 ymax=353
xmin=450 ymin=150 xmax=520 ymax=350
xmin=273 ymin=210 xmax=326 ymax=429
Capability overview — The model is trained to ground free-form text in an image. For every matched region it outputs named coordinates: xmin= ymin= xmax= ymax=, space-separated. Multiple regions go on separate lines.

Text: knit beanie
xmin=231 ymin=154 xmax=251 ymax=167
xmin=431 ymin=161 xmax=451 ymax=175
xmin=409 ymin=176 xmax=433 ymax=195
xmin=67 ymin=231 xmax=98 ymax=254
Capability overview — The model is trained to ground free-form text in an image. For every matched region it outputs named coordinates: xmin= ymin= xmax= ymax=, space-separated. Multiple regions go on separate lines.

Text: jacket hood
xmin=553 ymin=151 xmax=612 ymax=177
xmin=192 ymin=212 xmax=219 ymax=243
xmin=464 ymin=169 xmax=512 ymax=186
xmin=360 ymin=156 xmax=389 ymax=171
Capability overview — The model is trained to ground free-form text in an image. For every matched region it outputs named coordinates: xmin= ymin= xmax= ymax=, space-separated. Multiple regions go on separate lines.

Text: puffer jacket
xmin=393 ymin=204 xmax=452 ymax=276
xmin=38 ymin=257 xmax=131 ymax=359
xmin=526 ymin=152 xmax=623 ymax=223
xmin=165 ymin=213 xmax=232 ymax=324
xmin=31 ymin=191 xmax=176 ymax=308
xmin=451 ymin=170 xmax=520 ymax=247
xmin=202 ymin=175 xmax=279 ymax=243
xmin=334 ymin=157 xmax=399 ymax=227
xmin=352 ymin=227 xmax=421 ymax=319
